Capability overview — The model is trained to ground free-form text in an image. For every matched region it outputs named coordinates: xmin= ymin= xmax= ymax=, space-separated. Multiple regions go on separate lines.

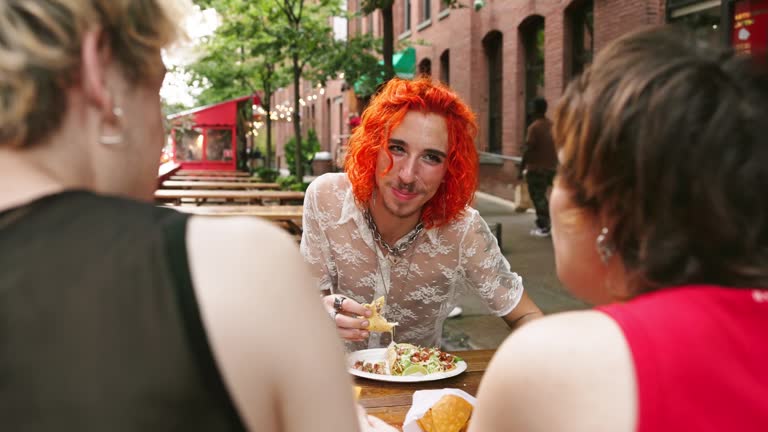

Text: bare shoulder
xmin=185 ymin=216 xmax=359 ymax=431
xmin=187 ymin=215 xmax=300 ymax=268
xmin=470 ymin=310 xmax=637 ymax=432
xmin=185 ymin=215 xmax=316 ymax=319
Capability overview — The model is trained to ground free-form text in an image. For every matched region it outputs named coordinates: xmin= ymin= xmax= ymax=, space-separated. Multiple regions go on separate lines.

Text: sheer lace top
xmin=300 ymin=173 xmax=524 ymax=349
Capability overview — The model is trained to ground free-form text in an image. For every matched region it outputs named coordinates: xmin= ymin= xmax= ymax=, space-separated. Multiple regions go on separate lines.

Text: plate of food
xmin=348 ymin=343 xmax=467 ymax=382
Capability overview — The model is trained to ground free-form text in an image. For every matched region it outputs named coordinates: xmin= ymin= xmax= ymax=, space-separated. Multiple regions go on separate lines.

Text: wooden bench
xmin=176 ymin=170 xmax=250 ymax=177
xmin=167 ymin=205 xmax=304 ymax=235
xmin=155 ymin=189 xmax=304 ymax=206
xmin=169 ymin=176 xmax=263 ymax=182
xmin=161 ymin=180 xmax=280 ymax=190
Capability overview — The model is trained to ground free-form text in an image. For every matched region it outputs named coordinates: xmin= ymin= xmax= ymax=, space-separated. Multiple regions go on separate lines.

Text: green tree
xmin=190 ymin=0 xmax=381 ymax=176
xmin=312 ymin=32 xmax=384 ymax=98
xmin=274 ymin=0 xmax=341 ymax=180
xmin=188 ymin=0 xmax=291 ymax=169
xmin=284 ymin=128 xmax=320 ymax=177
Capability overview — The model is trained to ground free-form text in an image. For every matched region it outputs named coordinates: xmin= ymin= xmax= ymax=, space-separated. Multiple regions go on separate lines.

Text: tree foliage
xmin=187 ymin=0 xmax=386 ymax=176
xmin=273 ymin=0 xmax=342 ymax=179
xmin=187 ymin=0 xmax=293 ymax=168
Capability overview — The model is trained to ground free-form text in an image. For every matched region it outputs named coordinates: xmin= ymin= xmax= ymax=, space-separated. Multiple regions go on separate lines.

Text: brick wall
xmin=268 ymin=0 xmax=666 ymax=194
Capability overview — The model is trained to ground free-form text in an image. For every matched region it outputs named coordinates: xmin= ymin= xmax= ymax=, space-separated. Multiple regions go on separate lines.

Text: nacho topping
xmin=386 ymin=343 xmax=459 ymax=376
xmin=352 ymin=360 xmax=387 ymax=375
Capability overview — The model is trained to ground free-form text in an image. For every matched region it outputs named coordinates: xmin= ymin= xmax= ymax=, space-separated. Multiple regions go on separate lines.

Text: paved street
xmin=442 ymin=192 xmax=589 ymax=350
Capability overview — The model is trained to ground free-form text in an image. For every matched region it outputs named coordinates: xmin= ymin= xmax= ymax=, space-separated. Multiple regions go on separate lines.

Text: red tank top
xmin=598 ymin=285 xmax=768 ymax=432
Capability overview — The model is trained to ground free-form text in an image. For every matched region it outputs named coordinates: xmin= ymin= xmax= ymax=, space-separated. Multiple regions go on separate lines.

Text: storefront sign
xmin=733 ymin=0 xmax=768 ymax=56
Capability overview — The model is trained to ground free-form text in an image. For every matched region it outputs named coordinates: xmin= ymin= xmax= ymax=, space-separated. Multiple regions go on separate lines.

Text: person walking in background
xmin=521 ymin=97 xmax=557 ymax=237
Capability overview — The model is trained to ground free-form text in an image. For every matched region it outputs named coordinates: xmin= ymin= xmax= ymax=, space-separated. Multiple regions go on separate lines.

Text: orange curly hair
xmin=345 ymin=78 xmax=479 ymax=228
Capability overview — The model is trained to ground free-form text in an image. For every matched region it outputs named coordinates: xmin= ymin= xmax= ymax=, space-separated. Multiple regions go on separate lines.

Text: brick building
xmin=269 ymin=0 xmax=761 ymax=200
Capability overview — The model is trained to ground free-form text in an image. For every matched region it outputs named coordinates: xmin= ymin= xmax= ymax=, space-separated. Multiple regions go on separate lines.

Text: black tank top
xmin=0 ymin=191 xmax=245 ymax=431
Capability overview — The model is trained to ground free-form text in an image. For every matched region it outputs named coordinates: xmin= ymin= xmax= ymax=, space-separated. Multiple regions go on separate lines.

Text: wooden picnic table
xmin=176 ymin=170 xmax=250 ymax=177
xmin=162 ymin=180 xmax=280 ymax=190
xmin=356 ymin=349 xmax=495 ymax=429
xmin=169 ymin=175 xmax=263 ymax=182
xmin=155 ymin=189 xmax=304 ymax=205
xmin=167 ymin=204 xmax=302 ymax=221
xmin=167 ymin=205 xmax=303 ymax=234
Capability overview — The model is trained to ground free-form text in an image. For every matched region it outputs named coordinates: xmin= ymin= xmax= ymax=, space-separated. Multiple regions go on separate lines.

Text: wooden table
xmin=167 ymin=205 xmax=303 ymax=234
xmin=162 ymin=180 xmax=280 ymax=190
xmin=155 ymin=189 xmax=304 ymax=205
xmin=169 ymin=175 xmax=263 ymax=182
xmin=176 ymin=170 xmax=250 ymax=177
xmin=356 ymin=349 xmax=495 ymax=429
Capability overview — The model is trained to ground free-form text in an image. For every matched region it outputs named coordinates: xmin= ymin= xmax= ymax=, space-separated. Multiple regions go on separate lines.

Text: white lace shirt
xmin=300 ymin=173 xmax=524 ymax=350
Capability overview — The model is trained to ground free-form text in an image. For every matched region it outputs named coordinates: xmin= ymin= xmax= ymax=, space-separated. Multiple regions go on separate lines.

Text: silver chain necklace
xmin=363 ymin=209 xmax=424 ymax=259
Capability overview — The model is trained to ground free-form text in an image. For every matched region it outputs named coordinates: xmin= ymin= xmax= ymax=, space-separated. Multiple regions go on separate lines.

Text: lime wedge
xmin=402 ymin=364 xmax=428 ymax=376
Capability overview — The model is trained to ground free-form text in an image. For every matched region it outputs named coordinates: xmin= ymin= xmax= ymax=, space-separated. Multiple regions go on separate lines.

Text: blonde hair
xmin=0 ymin=0 xmax=186 ymax=148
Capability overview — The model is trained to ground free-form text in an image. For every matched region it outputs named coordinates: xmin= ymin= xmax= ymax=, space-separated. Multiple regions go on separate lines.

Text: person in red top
xmin=470 ymin=27 xmax=768 ymax=432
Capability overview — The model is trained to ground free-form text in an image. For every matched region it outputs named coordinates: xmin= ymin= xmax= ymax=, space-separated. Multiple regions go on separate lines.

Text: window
xmin=483 ymin=31 xmax=503 ymax=154
xmin=368 ymin=11 xmax=374 ymax=34
xmin=205 ymin=129 xmax=233 ymax=161
xmin=521 ymin=17 xmax=545 ymax=129
xmin=311 ymin=104 xmax=316 ymax=127
xmin=668 ymin=0 xmax=722 ymax=45
xmin=176 ymin=128 xmax=203 ymax=161
xmin=404 ymin=0 xmax=412 ymax=32
xmin=439 ymin=0 xmax=448 ymax=12
xmin=418 ymin=58 xmax=432 ymax=77
xmin=334 ymin=0 xmax=349 ymax=41
xmin=355 ymin=0 xmax=362 ymax=36
xmin=421 ymin=0 xmax=431 ymax=22
xmin=440 ymin=49 xmax=450 ymax=85
xmin=568 ymin=0 xmax=593 ymax=77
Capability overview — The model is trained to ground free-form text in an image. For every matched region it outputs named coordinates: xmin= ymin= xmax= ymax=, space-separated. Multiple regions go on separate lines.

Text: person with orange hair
xmin=301 ymin=78 xmax=542 ymax=350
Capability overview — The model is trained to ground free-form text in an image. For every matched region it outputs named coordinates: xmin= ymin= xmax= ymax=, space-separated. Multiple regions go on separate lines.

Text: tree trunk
xmin=292 ymin=52 xmax=304 ymax=180
xmin=382 ymin=4 xmax=395 ymax=80
xmin=264 ymin=87 xmax=272 ymax=169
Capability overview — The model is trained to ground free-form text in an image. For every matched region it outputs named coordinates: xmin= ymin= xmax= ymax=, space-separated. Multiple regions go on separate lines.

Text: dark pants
xmin=526 ymin=169 xmax=555 ymax=230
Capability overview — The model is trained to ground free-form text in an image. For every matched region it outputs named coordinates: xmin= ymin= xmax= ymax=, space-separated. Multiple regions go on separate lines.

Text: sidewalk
xmin=442 ymin=192 xmax=589 ymax=350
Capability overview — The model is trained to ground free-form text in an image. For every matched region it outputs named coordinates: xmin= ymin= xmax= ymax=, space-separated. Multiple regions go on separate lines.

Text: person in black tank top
xmin=0 ymin=2 xmax=392 ymax=431
xmin=0 ymin=192 xmax=243 ymax=430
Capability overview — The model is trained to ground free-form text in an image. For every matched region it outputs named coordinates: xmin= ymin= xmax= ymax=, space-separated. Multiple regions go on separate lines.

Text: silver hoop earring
xmin=596 ymin=227 xmax=615 ymax=263
xmin=99 ymin=106 xmax=124 ymax=146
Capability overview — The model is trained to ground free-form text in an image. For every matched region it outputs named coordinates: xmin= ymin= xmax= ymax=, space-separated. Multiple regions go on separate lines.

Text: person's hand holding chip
xmin=323 ymin=294 xmax=372 ymax=342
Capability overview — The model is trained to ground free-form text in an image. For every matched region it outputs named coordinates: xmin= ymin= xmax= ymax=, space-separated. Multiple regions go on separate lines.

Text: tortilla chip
xmin=417 ymin=410 xmax=434 ymax=432
xmin=426 ymin=395 xmax=473 ymax=432
xmin=361 ymin=297 xmax=398 ymax=333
